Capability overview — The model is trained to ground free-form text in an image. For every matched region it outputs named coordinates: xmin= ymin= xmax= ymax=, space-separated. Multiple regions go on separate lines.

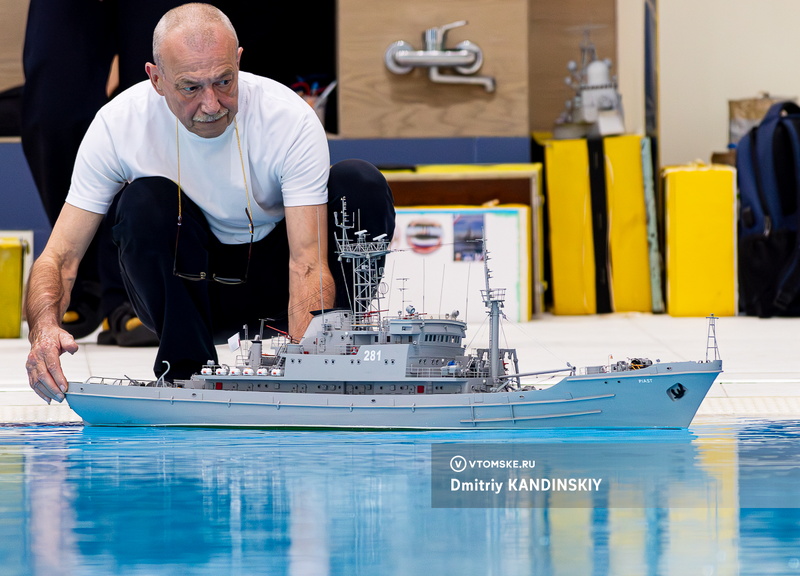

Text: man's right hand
xmin=26 ymin=326 xmax=79 ymax=404
xmin=23 ymin=204 xmax=105 ymax=405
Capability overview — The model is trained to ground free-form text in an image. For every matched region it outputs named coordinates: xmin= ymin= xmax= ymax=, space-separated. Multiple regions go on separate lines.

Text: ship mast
xmin=334 ymin=198 xmax=391 ymax=330
xmin=705 ymin=314 xmax=721 ymax=362
xmin=480 ymin=241 xmax=506 ymax=382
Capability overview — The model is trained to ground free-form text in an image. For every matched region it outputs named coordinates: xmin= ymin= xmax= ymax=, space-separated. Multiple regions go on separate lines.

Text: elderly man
xmin=25 ymin=3 xmax=394 ymax=404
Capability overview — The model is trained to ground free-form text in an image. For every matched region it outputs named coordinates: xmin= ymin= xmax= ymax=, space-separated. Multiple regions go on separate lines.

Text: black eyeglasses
xmin=173 ymin=206 xmax=254 ymax=285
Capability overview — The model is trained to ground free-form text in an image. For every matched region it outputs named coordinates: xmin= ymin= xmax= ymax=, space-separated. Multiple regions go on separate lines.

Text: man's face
xmin=147 ymin=29 xmax=242 ymax=138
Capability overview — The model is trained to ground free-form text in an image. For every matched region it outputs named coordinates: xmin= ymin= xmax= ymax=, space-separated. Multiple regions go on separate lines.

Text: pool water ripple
xmin=0 ymin=418 xmax=799 ymax=575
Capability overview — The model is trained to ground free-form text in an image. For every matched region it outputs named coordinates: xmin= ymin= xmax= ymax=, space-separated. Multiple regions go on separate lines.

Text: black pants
xmin=112 ymin=159 xmax=395 ymax=380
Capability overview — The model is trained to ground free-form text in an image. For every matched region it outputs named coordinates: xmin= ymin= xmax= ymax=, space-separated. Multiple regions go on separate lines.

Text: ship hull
xmin=66 ymin=360 xmax=721 ymax=429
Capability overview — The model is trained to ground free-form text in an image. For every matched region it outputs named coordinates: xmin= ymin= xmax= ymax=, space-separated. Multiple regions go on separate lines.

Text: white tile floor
xmin=2 ymin=312 xmax=799 ymax=424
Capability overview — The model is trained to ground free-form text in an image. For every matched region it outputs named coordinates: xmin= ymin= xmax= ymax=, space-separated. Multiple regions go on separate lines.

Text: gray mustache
xmin=193 ymin=109 xmax=229 ymax=123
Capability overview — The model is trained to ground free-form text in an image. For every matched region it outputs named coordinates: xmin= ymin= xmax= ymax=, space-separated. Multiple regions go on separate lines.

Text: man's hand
xmin=23 ymin=204 xmax=104 ymax=404
xmin=26 ymin=326 xmax=79 ymax=404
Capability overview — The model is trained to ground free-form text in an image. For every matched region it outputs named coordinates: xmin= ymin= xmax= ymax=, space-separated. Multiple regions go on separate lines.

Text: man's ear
xmin=145 ymin=62 xmax=165 ymax=95
xmin=236 ymin=47 xmax=243 ymax=69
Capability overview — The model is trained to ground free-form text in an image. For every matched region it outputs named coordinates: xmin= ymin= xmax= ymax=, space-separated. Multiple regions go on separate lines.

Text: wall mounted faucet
xmin=384 ymin=21 xmax=496 ymax=93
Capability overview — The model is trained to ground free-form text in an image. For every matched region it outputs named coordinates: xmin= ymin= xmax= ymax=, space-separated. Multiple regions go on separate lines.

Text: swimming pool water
xmin=1 ymin=418 xmax=799 ymax=575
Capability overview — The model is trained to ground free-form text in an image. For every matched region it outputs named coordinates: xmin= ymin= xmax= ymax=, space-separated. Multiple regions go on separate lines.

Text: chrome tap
xmin=424 ymin=20 xmax=466 ymax=52
xmin=384 ymin=21 xmax=496 ymax=93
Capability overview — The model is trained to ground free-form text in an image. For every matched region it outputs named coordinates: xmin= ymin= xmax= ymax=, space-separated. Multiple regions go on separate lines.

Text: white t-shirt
xmin=66 ymin=71 xmax=330 ymax=244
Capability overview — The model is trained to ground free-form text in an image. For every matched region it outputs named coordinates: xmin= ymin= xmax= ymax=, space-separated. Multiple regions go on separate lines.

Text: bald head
xmin=152 ymin=3 xmax=238 ymax=68
xmin=146 ymin=3 xmax=243 ymax=138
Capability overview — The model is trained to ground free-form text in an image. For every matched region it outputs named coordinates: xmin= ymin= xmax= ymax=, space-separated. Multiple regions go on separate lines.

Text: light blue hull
xmin=66 ymin=360 xmax=721 ymax=429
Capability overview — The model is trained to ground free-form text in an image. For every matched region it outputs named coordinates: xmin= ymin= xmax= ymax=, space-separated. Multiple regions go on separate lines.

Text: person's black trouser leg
xmin=21 ymin=0 xmax=117 ymax=333
xmin=21 ymin=0 xmax=188 ymax=330
xmin=112 ymin=160 xmax=394 ymax=380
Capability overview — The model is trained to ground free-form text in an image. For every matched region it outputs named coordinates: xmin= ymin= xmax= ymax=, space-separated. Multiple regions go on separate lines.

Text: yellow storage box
xmin=545 ymin=135 xmax=653 ymax=314
xmin=545 ymin=138 xmax=596 ymax=314
xmin=603 ymin=136 xmax=653 ymax=313
xmin=663 ymin=164 xmax=737 ymax=316
xmin=0 ymin=237 xmax=28 ymax=338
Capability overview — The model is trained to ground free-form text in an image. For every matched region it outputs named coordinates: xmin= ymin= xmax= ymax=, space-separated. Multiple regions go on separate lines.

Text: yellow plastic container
xmin=545 ymin=138 xmax=596 ymax=314
xmin=663 ymin=164 xmax=737 ymax=316
xmin=0 ymin=237 xmax=27 ymax=338
xmin=603 ymin=135 xmax=652 ymax=312
xmin=545 ymin=135 xmax=652 ymax=315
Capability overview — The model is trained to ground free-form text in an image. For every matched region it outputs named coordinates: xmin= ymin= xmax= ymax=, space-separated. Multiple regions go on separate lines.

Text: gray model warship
xmin=66 ymin=200 xmax=722 ymax=429
xmin=553 ymin=29 xmax=625 ymax=139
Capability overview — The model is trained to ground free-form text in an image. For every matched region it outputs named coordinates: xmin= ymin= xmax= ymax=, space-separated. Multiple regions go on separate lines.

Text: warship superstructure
xmin=66 ymin=200 xmax=722 ymax=428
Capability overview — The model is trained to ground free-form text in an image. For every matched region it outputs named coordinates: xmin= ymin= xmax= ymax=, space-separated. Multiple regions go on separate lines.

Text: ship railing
xmin=480 ymin=287 xmax=506 ymax=303
xmin=406 ymin=366 xmax=459 ymax=378
xmin=326 ymin=343 xmax=361 ymax=355
xmin=573 ymin=364 xmax=613 ymax=375
xmin=295 ymin=343 xmax=363 ymax=356
xmin=85 ymin=375 xmax=155 ymax=387
xmin=268 ymin=340 xmax=290 ymax=356
xmin=572 ymin=360 xmax=647 ymax=375
xmin=405 ymin=364 xmax=489 ymax=378
xmin=335 ymin=238 xmax=390 ymax=254
xmin=351 ymin=320 xmax=382 ymax=331
xmin=391 ymin=311 xmax=466 ymax=322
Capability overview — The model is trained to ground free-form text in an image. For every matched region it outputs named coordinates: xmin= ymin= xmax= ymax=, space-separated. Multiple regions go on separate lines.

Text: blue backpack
xmin=736 ymin=100 xmax=800 ymax=317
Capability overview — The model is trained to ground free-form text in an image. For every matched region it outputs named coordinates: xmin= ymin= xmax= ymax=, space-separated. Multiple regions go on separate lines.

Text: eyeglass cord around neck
xmin=175 ymin=116 xmax=254 ymax=236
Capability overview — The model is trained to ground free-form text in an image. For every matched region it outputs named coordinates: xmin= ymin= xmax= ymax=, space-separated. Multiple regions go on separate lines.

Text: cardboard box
xmin=729 ymin=95 xmax=796 ymax=145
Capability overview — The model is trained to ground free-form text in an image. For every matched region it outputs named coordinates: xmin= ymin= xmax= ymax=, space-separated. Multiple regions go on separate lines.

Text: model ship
xmin=66 ymin=200 xmax=722 ymax=429
xmin=553 ymin=29 xmax=625 ymax=140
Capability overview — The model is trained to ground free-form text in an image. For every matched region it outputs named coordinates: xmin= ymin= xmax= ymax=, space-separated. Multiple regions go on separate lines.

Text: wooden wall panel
xmin=528 ymin=0 xmax=616 ymax=133
xmin=4 ymin=0 xmax=617 ymax=140
xmin=0 ymin=0 xmax=28 ymax=92
xmin=337 ymin=0 xmax=529 ymax=139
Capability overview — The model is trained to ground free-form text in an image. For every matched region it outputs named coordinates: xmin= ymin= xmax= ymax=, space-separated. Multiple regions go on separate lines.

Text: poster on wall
xmin=381 ymin=207 xmax=531 ymax=322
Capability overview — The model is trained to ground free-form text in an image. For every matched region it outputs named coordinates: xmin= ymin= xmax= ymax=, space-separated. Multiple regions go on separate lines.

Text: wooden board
xmin=0 ymin=0 xmax=28 ymax=92
xmin=337 ymin=0 xmax=529 ymax=138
